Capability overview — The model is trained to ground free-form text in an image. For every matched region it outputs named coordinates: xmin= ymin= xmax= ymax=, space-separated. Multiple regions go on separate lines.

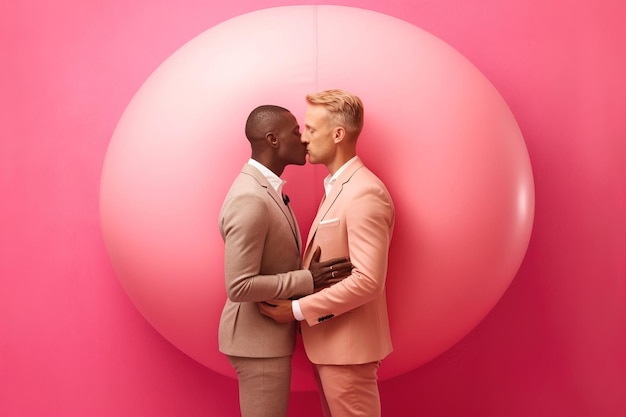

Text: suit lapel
xmin=304 ymin=157 xmax=364 ymax=258
xmin=242 ymin=164 xmax=301 ymax=252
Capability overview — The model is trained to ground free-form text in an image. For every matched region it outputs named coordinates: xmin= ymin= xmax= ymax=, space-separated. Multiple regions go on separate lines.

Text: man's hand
xmin=259 ymin=299 xmax=296 ymax=323
xmin=308 ymin=247 xmax=352 ymax=289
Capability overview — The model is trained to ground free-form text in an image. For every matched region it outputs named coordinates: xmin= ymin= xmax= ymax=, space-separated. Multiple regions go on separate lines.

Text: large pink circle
xmin=100 ymin=6 xmax=534 ymax=390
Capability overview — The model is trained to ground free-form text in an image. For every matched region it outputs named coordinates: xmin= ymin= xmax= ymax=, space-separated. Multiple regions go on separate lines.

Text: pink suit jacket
xmin=300 ymin=157 xmax=395 ymax=365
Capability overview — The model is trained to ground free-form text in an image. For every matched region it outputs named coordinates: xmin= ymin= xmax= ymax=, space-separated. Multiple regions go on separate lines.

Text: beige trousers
xmin=314 ymin=361 xmax=381 ymax=417
xmin=227 ymin=355 xmax=292 ymax=417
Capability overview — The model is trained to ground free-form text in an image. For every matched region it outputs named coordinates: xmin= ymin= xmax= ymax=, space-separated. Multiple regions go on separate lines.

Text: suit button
xmin=318 ymin=314 xmax=334 ymax=322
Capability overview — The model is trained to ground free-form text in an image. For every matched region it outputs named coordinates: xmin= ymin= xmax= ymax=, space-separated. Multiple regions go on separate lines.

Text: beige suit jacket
xmin=218 ymin=164 xmax=313 ymax=358
xmin=299 ymin=157 xmax=395 ymax=365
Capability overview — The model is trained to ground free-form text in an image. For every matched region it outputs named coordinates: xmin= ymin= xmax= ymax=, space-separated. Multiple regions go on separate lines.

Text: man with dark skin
xmin=218 ymin=105 xmax=352 ymax=417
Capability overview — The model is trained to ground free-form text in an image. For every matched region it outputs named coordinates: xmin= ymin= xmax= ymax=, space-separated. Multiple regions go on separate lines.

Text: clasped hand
xmin=259 ymin=247 xmax=352 ymax=323
xmin=308 ymin=246 xmax=352 ymax=289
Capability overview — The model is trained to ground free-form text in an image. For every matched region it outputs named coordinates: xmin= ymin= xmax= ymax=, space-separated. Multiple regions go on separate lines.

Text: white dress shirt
xmin=248 ymin=158 xmax=285 ymax=195
xmin=292 ymin=156 xmax=358 ymax=321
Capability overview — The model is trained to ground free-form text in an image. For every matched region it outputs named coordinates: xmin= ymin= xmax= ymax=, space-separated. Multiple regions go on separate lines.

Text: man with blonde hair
xmin=260 ymin=90 xmax=395 ymax=417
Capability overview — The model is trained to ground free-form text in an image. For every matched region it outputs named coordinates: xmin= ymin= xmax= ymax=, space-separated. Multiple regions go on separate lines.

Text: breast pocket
xmin=315 ymin=218 xmax=348 ymax=260
xmin=319 ymin=217 xmax=340 ymax=227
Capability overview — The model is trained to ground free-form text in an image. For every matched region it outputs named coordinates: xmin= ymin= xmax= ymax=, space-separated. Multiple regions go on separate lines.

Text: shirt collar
xmin=323 ymin=156 xmax=358 ymax=197
xmin=248 ymin=158 xmax=285 ymax=194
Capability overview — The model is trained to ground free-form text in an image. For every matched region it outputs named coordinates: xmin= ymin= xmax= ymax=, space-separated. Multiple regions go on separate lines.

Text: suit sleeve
xmin=220 ymin=192 xmax=313 ymax=302
xmin=300 ymin=181 xmax=394 ymax=326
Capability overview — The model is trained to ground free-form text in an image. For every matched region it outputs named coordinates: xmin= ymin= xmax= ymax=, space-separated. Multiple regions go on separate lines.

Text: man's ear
xmin=333 ymin=126 xmax=345 ymax=144
xmin=267 ymin=132 xmax=279 ymax=148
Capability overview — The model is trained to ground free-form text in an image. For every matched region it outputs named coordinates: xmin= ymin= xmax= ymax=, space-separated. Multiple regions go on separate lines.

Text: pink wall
xmin=2 ymin=0 xmax=625 ymax=416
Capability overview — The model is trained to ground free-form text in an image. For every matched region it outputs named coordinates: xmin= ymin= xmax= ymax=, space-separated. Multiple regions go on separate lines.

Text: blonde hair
xmin=305 ymin=89 xmax=364 ymax=136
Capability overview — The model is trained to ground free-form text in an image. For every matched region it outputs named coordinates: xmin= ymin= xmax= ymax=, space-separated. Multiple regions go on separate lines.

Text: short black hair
xmin=245 ymin=105 xmax=290 ymax=142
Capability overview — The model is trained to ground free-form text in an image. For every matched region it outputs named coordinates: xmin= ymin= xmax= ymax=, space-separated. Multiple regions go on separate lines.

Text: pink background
xmin=1 ymin=0 xmax=625 ymax=416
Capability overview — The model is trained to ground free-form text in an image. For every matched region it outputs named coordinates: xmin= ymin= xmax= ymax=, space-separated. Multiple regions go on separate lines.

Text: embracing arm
xmin=220 ymin=192 xmax=313 ymax=302
xmin=299 ymin=182 xmax=394 ymax=325
xmin=221 ymin=191 xmax=352 ymax=302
